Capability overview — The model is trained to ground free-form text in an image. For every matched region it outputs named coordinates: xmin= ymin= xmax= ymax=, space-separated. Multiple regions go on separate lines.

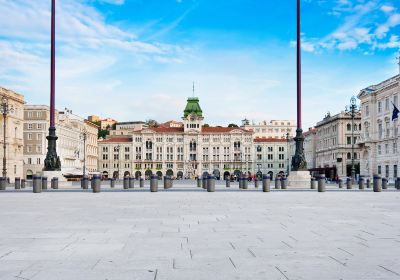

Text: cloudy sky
xmin=1 ymin=0 xmax=399 ymax=128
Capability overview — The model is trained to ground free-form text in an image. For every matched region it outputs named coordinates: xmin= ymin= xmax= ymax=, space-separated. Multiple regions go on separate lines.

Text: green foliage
xmin=98 ymin=129 xmax=109 ymax=139
xmin=202 ymin=124 xmax=210 ymax=128
xmin=228 ymin=123 xmax=238 ymax=127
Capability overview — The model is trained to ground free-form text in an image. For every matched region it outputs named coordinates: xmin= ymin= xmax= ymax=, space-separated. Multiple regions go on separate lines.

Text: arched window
xmin=347 ymin=153 xmax=351 ymax=160
xmin=347 ymin=124 xmax=351 ymax=131
xmin=256 ymin=146 xmax=262 ymax=152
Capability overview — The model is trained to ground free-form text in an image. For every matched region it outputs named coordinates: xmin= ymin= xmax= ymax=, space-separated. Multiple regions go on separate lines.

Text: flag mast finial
xmin=396 ymin=51 xmax=400 ymax=75
xmin=192 ymin=81 xmax=195 ymax=97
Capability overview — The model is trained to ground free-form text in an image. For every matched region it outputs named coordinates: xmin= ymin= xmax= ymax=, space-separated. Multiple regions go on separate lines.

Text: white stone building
xmin=358 ymin=74 xmax=400 ymax=180
xmin=314 ymin=111 xmax=361 ymax=180
xmin=0 ymin=87 xmax=25 ymax=181
xmin=242 ymin=119 xmax=296 ymax=139
xmin=98 ymin=97 xmax=253 ymax=179
xmin=23 ymin=105 xmax=98 ymax=179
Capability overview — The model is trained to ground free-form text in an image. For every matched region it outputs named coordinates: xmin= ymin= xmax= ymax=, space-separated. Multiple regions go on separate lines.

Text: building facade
xmin=358 ymin=74 xmax=399 ymax=181
xmin=253 ymin=138 xmax=290 ymax=180
xmin=0 ymin=87 xmax=25 ymax=181
xmin=314 ymin=111 xmax=361 ymax=180
xmin=242 ymin=119 xmax=296 ymax=139
xmin=98 ymin=97 xmax=253 ymax=179
xmin=23 ymin=105 xmax=98 ymax=179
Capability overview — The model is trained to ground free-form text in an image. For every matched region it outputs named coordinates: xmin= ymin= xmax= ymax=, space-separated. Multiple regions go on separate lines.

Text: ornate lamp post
xmin=44 ymin=0 xmax=61 ymax=172
xmin=292 ymin=0 xmax=308 ymax=172
xmin=1 ymin=96 xmax=14 ymax=178
xmin=345 ymin=96 xmax=359 ymax=183
xmin=286 ymin=133 xmax=290 ymax=176
xmin=80 ymin=129 xmax=87 ymax=178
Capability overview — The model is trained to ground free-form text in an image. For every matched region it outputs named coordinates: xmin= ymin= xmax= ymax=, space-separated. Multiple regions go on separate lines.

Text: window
xmin=378 ymin=123 xmax=383 ymax=139
xmin=385 ymin=144 xmax=389 ymax=154
xmin=347 ymin=137 xmax=351 ymax=145
xmin=37 ymin=158 xmax=41 ymax=164
xmin=394 ymin=165 xmax=398 ymax=178
xmin=394 ymin=95 xmax=398 ymax=107
xmin=37 ymin=124 xmax=42 ymax=129
xmin=28 ymin=124 xmax=33 ymax=130
xmin=365 ymin=105 xmax=369 ymax=116
xmin=28 ymin=158 xmax=32 ymax=164
xmin=28 ymin=133 xmax=32 ymax=140
xmin=37 ymin=133 xmax=41 ymax=140
xmin=378 ymin=165 xmax=381 ymax=175
xmin=347 ymin=124 xmax=351 ymax=131
xmin=385 ymin=98 xmax=389 ymax=111
xmin=378 ymin=101 xmax=382 ymax=113
xmin=377 ymin=145 xmax=381 ymax=155
xmin=385 ymin=165 xmax=389 ymax=178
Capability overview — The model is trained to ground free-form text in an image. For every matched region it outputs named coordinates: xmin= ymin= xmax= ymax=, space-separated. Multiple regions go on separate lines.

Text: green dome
xmin=183 ymin=97 xmax=203 ymax=118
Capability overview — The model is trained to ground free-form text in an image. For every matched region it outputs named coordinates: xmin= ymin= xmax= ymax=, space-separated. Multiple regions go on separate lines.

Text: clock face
xmin=190 ymin=115 xmax=196 ymax=121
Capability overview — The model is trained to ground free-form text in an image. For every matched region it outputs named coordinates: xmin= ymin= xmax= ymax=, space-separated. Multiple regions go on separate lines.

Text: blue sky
xmin=0 ymin=0 xmax=399 ymax=128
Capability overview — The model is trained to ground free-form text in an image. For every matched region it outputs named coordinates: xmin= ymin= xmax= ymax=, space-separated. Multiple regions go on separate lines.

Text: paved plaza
xmin=0 ymin=181 xmax=400 ymax=279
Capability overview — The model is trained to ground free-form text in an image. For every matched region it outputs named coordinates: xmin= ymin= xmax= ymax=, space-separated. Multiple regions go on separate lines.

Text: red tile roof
xmin=100 ymin=137 xmax=132 ymax=143
xmin=202 ymin=127 xmax=251 ymax=133
xmin=254 ymin=137 xmax=287 ymax=143
xmin=148 ymin=127 xmax=185 ymax=133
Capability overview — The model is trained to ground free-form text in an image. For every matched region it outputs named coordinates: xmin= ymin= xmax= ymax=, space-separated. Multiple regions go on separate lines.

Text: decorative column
xmin=44 ymin=0 xmax=61 ymax=171
xmin=291 ymin=0 xmax=307 ymax=171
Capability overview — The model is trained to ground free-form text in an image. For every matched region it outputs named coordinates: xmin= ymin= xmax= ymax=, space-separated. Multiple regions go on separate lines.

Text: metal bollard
xmin=366 ymin=178 xmax=371 ymax=189
xmin=310 ymin=177 xmax=317 ymax=189
xmin=140 ymin=178 xmax=144 ymax=188
xmin=318 ymin=175 xmax=326 ymax=192
xmin=202 ymin=176 xmax=207 ymax=189
xmin=110 ymin=178 xmax=115 ymax=188
xmin=338 ymin=179 xmax=343 ymax=189
xmin=168 ymin=177 xmax=173 ymax=189
xmin=225 ymin=179 xmax=230 ymax=188
xmin=81 ymin=176 xmax=89 ymax=189
xmin=243 ymin=176 xmax=248 ymax=190
xmin=281 ymin=176 xmax=288 ymax=189
xmin=15 ymin=177 xmax=21 ymax=190
xmin=41 ymin=177 xmax=48 ymax=190
xmin=207 ymin=175 xmax=215 ymax=192
xmin=197 ymin=178 xmax=202 ymax=188
xmin=33 ymin=175 xmax=42 ymax=193
xmin=254 ymin=178 xmax=259 ymax=188
xmin=0 ymin=177 xmax=6 ymax=190
xmin=92 ymin=175 xmax=101 ymax=193
xmin=150 ymin=175 xmax=158 ymax=192
xmin=164 ymin=176 xmax=168 ymax=189
xmin=239 ymin=176 xmax=243 ymax=189
xmin=275 ymin=177 xmax=281 ymax=189
xmin=382 ymin=178 xmax=388 ymax=189
xmin=123 ymin=177 xmax=129 ymax=190
xmin=346 ymin=178 xmax=352 ymax=189
xmin=373 ymin=175 xmax=382 ymax=192
xmin=21 ymin=179 xmax=26 ymax=189
xmin=358 ymin=177 xmax=365 ymax=190
xmin=51 ymin=177 xmax=58 ymax=189
xmin=129 ymin=177 xmax=135 ymax=189
xmin=396 ymin=178 xmax=400 ymax=190
xmin=262 ymin=175 xmax=270 ymax=192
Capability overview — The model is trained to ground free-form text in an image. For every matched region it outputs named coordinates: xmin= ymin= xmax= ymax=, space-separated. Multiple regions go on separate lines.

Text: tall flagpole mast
xmin=292 ymin=0 xmax=307 ymax=171
xmin=44 ymin=0 xmax=61 ymax=171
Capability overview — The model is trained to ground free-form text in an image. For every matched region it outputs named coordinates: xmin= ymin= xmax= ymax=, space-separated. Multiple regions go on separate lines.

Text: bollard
xmin=207 ymin=175 xmax=215 ymax=192
xmin=275 ymin=177 xmax=281 ymax=189
xmin=51 ymin=177 xmax=58 ymax=189
xmin=254 ymin=178 xmax=259 ymax=188
xmin=92 ymin=175 xmax=101 ymax=193
xmin=21 ymin=179 xmax=26 ymax=189
xmin=163 ymin=176 xmax=168 ymax=189
xmin=110 ymin=178 xmax=115 ymax=188
xmin=239 ymin=176 xmax=243 ymax=189
xmin=168 ymin=177 xmax=173 ymax=189
xmin=346 ymin=178 xmax=352 ymax=189
xmin=310 ymin=177 xmax=317 ymax=189
xmin=41 ymin=177 xmax=48 ymax=190
xmin=129 ymin=177 xmax=135 ymax=189
xmin=281 ymin=176 xmax=288 ymax=189
xmin=382 ymin=178 xmax=388 ymax=189
xmin=225 ymin=179 xmax=230 ymax=188
xmin=140 ymin=177 xmax=144 ymax=188
xmin=32 ymin=175 xmax=42 ymax=193
xmin=318 ymin=175 xmax=326 ymax=192
xmin=243 ymin=175 xmax=248 ymax=190
xmin=202 ymin=176 xmax=207 ymax=189
xmin=396 ymin=178 xmax=400 ymax=190
xmin=0 ymin=177 xmax=6 ymax=190
xmin=123 ymin=177 xmax=129 ymax=190
xmin=373 ymin=175 xmax=382 ymax=192
xmin=338 ymin=179 xmax=343 ymax=189
xmin=366 ymin=178 xmax=371 ymax=189
xmin=81 ymin=176 xmax=89 ymax=189
xmin=358 ymin=177 xmax=365 ymax=190
xmin=262 ymin=175 xmax=271 ymax=192
xmin=197 ymin=177 xmax=202 ymax=188
xmin=150 ymin=175 xmax=158 ymax=192
xmin=15 ymin=177 xmax=21 ymax=190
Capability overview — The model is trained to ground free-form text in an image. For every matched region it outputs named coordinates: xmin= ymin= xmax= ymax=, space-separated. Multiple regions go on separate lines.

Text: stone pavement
xmin=0 ymin=181 xmax=399 ymax=279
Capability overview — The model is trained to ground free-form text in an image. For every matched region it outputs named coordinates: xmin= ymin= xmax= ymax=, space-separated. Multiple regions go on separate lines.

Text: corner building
xmin=98 ymin=97 xmax=253 ymax=179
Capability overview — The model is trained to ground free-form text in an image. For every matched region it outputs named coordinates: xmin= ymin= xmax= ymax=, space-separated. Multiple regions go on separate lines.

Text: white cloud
xmin=381 ymin=5 xmax=394 ymax=13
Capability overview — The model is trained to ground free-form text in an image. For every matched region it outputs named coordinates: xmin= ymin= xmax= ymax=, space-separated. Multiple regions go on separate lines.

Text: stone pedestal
xmin=287 ymin=171 xmax=311 ymax=189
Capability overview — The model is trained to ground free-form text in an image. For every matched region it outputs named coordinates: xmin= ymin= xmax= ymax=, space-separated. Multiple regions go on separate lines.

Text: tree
xmin=202 ymin=124 xmax=210 ymax=128
xmin=228 ymin=123 xmax=239 ymax=127
xmin=146 ymin=119 xmax=159 ymax=128
xmin=98 ymin=129 xmax=109 ymax=139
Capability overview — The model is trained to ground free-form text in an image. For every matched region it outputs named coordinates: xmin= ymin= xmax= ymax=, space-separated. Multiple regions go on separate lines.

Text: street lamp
xmin=0 ymin=96 xmax=14 ymax=178
xmin=286 ymin=132 xmax=290 ymax=176
xmin=80 ymin=129 xmax=87 ymax=178
xmin=114 ymin=144 xmax=121 ymax=179
xmin=345 ymin=96 xmax=359 ymax=183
